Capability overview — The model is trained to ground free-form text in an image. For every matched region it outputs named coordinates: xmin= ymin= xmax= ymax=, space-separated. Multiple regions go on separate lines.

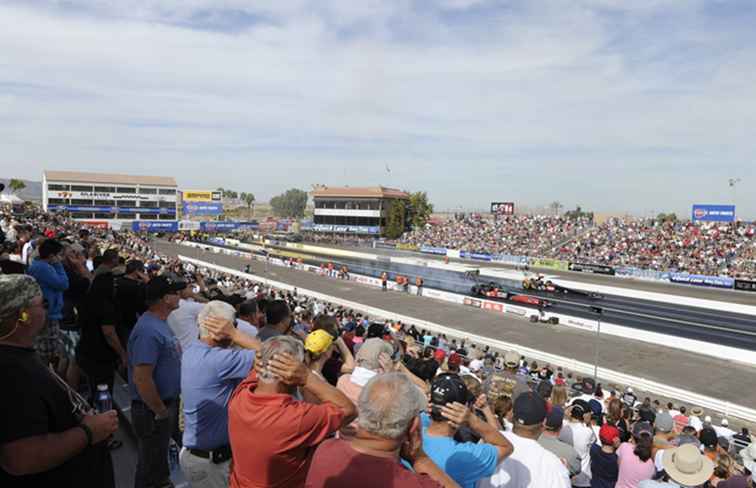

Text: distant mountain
xmin=0 ymin=179 xmax=43 ymax=202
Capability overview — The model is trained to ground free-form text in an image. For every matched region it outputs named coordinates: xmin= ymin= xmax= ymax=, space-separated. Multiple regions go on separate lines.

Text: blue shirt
xmin=420 ymin=413 xmax=498 ymax=488
xmin=181 ymin=340 xmax=255 ymax=449
xmin=27 ymin=260 xmax=68 ymax=320
xmin=128 ymin=312 xmax=182 ymax=401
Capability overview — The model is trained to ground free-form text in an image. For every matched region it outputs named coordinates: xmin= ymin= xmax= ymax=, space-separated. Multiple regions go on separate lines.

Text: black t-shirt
xmin=114 ymin=276 xmax=145 ymax=342
xmin=0 ymin=345 xmax=114 ymax=487
xmin=589 ymin=443 xmax=618 ymax=488
xmin=76 ymin=269 xmax=119 ymax=363
xmin=61 ymin=266 xmax=90 ymax=329
xmin=0 ymin=259 xmax=25 ymax=275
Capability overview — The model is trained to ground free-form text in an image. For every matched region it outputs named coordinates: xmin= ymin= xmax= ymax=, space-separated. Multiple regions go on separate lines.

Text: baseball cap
xmin=599 ymin=424 xmax=621 ymax=445
xmin=0 ymin=275 xmax=42 ymax=321
xmin=448 ymin=352 xmax=462 ymax=366
xmin=366 ymin=322 xmax=386 ymax=339
xmin=146 ymin=275 xmax=186 ymax=301
xmin=545 ymin=406 xmax=564 ymax=430
xmin=504 ymin=350 xmax=519 ymax=368
xmin=633 ymin=421 xmax=654 ymax=438
xmin=513 ymin=392 xmax=547 ymax=426
xmin=655 ymin=412 xmax=675 ymax=433
xmin=430 ymin=374 xmax=470 ymax=407
xmin=699 ymin=427 xmax=718 ymax=448
xmin=434 ymin=349 xmax=446 ymax=362
xmin=304 ymin=329 xmax=334 ymax=355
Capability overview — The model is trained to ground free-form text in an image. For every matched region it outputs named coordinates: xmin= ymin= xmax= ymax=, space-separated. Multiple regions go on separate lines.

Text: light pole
xmin=591 ymin=306 xmax=603 ymax=382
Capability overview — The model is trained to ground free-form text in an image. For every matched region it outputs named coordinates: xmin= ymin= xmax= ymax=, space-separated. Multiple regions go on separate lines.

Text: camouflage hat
xmin=0 ymin=275 xmax=42 ymax=321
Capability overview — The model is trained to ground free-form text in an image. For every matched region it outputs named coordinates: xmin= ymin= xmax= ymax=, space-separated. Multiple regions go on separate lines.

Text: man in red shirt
xmin=306 ymin=372 xmax=458 ymax=488
xmin=228 ymin=336 xmax=357 ymax=488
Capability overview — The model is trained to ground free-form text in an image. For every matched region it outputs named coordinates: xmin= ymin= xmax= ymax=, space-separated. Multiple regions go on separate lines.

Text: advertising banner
xmin=182 ymin=202 xmax=223 ymax=216
xmin=669 ymin=273 xmax=734 ymax=289
xmin=447 ymin=249 xmax=461 ymax=259
xmin=529 ymin=257 xmax=569 ymax=271
xmin=420 ymin=246 xmax=448 ymax=256
xmin=396 ymin=243 xmax=419 ymax=251
xmin=374 ymin=241 xmax=397 ymax=250
xmin=691 ymin=204 xmax=736 ymax=222
xmin=568 ymin=262 xmax=615 ymax=275
xmin=178 ymin=221 xmax=201 ymax=231
xmin=490 ymin=202 xmax=515 ymax=216
xmin=200 ymin=221 xmax=240 ymax=232
xmin=460 ymin=251 xmax=493 ymax=261
xmin=131 ymin=221 xmax=178 ymax=233
xmin=312 ymin=224 xmax=380 ymax=234
xmin=49 ymin=205 xmax=176 ymax=215
xmin=463 ymin=297 xmax=482 ymax=308
xmin=493 ymin=254 xmax=529 ymax=266
xmin=237 ymin=221 xmax=259 ymax=230
xmin=734 ymin=279 xmax=756 ymax=292
xmin=182 ymin=190 xmax=222 ymax=202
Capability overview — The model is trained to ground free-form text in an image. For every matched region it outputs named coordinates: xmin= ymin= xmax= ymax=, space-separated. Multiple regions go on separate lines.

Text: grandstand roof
xmin=311 ymin=186 xmax=409 ymax=199
xmin=44 ymin=170 xmax=177 ymax=187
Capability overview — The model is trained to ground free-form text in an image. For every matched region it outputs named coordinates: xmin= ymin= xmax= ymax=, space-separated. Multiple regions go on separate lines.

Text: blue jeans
xmin=132 ymin=399 xmax=178 ymax=488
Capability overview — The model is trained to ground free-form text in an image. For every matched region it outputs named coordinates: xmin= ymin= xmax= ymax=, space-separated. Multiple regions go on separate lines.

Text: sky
xmin=1 ymin=0 xmax=755 ymax=218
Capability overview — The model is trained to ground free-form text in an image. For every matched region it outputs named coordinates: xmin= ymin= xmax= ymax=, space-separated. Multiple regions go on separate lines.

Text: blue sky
xmin=1 ymin=0 xmax=755 ymax=217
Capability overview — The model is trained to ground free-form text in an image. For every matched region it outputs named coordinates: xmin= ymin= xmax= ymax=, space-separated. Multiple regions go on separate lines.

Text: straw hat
xmin=661 ymin=444 xmax=714 ymax=487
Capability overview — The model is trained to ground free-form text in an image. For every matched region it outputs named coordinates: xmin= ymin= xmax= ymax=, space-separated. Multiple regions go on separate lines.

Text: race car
xmin=522 ymin=275 xmax=602 ymax=299
xmin=471 ymin=282 xmax=553 ymax=308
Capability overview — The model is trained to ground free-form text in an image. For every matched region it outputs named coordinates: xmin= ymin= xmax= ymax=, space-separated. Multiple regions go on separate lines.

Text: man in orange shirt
xmin=228 ymin=336 xmax=357 ymax=488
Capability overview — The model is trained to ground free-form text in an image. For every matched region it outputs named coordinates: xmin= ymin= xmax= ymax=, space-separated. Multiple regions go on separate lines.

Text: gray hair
xmin=259 ymin=335 xmax=305 ymax=383
xmin=357 ymin=372 xmax=427 ymax=440
xmin=197 ymin=301 xmax=236 ymax=339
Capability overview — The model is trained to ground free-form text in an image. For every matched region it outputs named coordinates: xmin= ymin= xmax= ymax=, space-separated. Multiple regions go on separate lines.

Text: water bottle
xmin=168 ymin=440 xmax=180 ymax=471
xmin=95 ymin=384 xmax=112 ymax=413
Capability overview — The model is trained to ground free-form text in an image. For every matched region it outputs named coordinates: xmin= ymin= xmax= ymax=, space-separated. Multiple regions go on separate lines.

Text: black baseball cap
xmin=430 ymin=374 xmax=470 ymax=407
xmin=146 ymin=275 xmax=186 ymax=301
xmin=367 ymin=322 xmax=386 ymax=339
xmin=514 ymin=392 xmax=548 ymax=426
xmin=545 ymin=406 xmax=565 ymax=430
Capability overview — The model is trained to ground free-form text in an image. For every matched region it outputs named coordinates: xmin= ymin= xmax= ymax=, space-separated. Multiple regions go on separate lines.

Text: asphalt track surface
xmin=316 ymin=242 xmax=756 ymax=306
xmin=200 ymin=240 xmax=756 ymax=351
xmin=155 ymin=240 xmax=756 ymax=412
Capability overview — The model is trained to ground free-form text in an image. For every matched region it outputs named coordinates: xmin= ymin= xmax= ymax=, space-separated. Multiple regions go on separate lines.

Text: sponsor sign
xmin=237 ymin=221 xmax=259 ymax=230
xmin=564 ymin=317 xmax=598 ymax=332
xmin=482 ymin=301 xmax=504 ymax=312
xmin=312 ymin=224 xmax=380 ymax=234
xmin=49 ymin=205 xmax=176 ymax=214
xmin=505 ymin=305 xmax=528 ymax=317
xmin=396 ymin=243 xmax=419 ymax=251
xmin=529 ymin=257 xmax=569 ymax=271
xmin=493 ymin=254 xmax=529 ymax=266
xmin=80 ymin=221 xmax=109 ymax=229
xmin=200 ymin=221 xmax=240 ymax=232
xmin=182 ymin=190 xmax=222 ymax=202
xmin=182 ymin=202 xmax=224 ymax=216
xmin=131 ymin=221 xmax=179 ymax=232
xmin=734 ymin=279 xmax=756 ymax=292
xmin=691 ymin=204 xmax=736 ymax=222
xmin=463 ymin=297 xmax=482 ymax=308
xmin=53 ymin=191 xmax=153 ymax=201
xmin=669 ymin=273 xmax=734 ymax=289
xmin=490 ymin=201 xmax=515 ymax=216
xmin=568 ymin=262 xmax=615 ymax=275
xmin=178 ymin=220 xmax=201 ymax=231
xmin=420 ymin=246 xmax=448 ymax=255
xmin=374 ymin=241 xmax=397 ymax=250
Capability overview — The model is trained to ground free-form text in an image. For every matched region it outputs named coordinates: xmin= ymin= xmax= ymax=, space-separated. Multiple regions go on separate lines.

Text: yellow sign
xmin=182 ymin=190 xmax=221 ymax=202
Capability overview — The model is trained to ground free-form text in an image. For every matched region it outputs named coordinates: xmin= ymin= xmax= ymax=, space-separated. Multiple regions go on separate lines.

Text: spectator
xmin=27 ymin=238 xmax=69 ymax=368
xmin=616 ymin=421 xmax=655 ymax=488
xmin=128 ymin=275 xmax=185 ymax=488
xmin=0 ymin=274 xmax=118 ymax=486
xmin=305 ymin=372 xmax=458 ymax=487
xmin=538 ymin=406 xmax=582 ymax=477
xmin=167 ymin=276 xmax=206 ymax=351
xmin=76 ymin=248 xmax=126 ymax=405
xmin=256 ymin=299 xmax=293 ymax=341
xmin=236 ymin=299 xmax=261 ymax=337
xmin=480 ymin=391 xmax=570 ymax=488
xmin=567 ymin=403 xmax=597 ymax=488
xmin=115 ymin=259 xmax=147 ymax=348
xmin=337 ymin=337 xmax=394 ymax=404
xmin=59 ymin=242 xmax=91 ymax=386
xmin=674 ymin=406 xmax=690 ymax=433
xmin=422 ymin=374 xmax=514 ymax=488
xmin=590 ymin=424 xmax=621 ymax=488
xmin=180 ymin=301 xmax=260 ymax=488
xmin=637 ymin=444 xmax=714 ymax=487
xmin=228 ymin=336 xmax=357 ymax=488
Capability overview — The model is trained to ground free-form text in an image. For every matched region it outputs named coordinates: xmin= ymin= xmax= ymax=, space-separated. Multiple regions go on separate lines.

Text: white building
xmin=310 ymin=186 xmax=409 ymax=236
xmin=43 ymin=170 xmax=177 ymax=227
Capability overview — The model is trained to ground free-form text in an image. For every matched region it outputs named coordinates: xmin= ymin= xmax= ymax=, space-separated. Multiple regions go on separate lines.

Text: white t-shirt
xmin=478 ymin=430 xmax=571 ymax=488
xmin=167 ymin=299 xmax=205 ymax=351
xmin=688 ymin=416 xmax=703 ymax=432
xmin=568 ymin=421 xmax=597 ymax=487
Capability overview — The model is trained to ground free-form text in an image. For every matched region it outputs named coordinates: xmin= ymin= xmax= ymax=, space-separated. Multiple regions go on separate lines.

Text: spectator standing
xmin=590 ymin=424 xmax=621 ymax=488
xmin=128 ymin=275 xmax=185 ymax=488
xmin=115 ymin=259 xmax=148 ymax=348
xmin=538 ymin=406 xmax=582 ymax=477
xmin=422 ymin=374 xmax=513 ymax=488
xmin=235 ymin=299 xmax=261 ymax=338
xmin=256 ymin=299 xmax=293 ymax=341
xmin=76 ymin=249 xmax=126 ymax=403
xmin=27 ymin=238 xmax=69 ymax=368
xmin=228 ymin=336 xmax=357 ymax=488
xmin=305 ymin=373 xmax=458 ymax=487
xmin=637 ymin=444 xmax=714 ymax=487
xmin=616 ymin=421 xmax=655 ymax=488
xmin=167 ymin=280 xmax=206 ymax=351
xmin=180 ymin=302 xmax=260 ymax=488
xmin=568 ymin=403 xmax=598 ymax=488
xmin=336 ymin=338 xmax=394 ymax=405
xmin=60 ymin=242 xmax=91 ymax=386
xmin=0 ymin=275 xmax=118 ymax=487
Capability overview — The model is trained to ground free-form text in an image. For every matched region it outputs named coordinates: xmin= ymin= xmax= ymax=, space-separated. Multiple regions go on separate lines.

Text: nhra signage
xmin=734 ymin=279 xmax=756 ymax=292
xmin=182 ymin=190 xmax=222 ymax=202
xmin=200 ymin=221 xmax=239 ymax=232
xmin=669 ymin=273 xmax=734 ymax=289
xmin=491 ymin=202 xmax=515 ymax=216
xmin=691 ymin=204 xmax=735 ymax=222
xmin=182 ymin=201 xmax=224 ymax=216
xmin=131 ymin=221 xmax=179 ymax=233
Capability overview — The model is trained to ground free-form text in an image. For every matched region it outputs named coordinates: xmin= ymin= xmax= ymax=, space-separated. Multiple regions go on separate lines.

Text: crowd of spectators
xmin=1 ymin=207 xmax=755 ymax=488
xmin=395 ymin=215 xmax=756 ymax=279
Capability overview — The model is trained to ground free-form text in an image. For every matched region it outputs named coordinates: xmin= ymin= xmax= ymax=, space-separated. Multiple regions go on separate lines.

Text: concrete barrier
xmin=177 ymin=252 xmax=756 ymax=424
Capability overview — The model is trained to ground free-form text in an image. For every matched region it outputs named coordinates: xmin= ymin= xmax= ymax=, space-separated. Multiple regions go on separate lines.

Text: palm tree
xmin=241 ymin=192 xmax=256 ymax=218
xmin=9 ymin=179 xmax=26 ymax=194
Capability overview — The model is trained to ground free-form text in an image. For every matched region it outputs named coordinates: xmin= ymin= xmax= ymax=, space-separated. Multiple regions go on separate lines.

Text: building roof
xmin=311 ymin=186 xmax=409 ymax=199
xmin=44 ymin=170 xmax=177 ymax=187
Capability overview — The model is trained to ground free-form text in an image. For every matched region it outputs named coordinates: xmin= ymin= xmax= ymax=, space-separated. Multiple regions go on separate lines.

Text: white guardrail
xmin=176 ymin=243 xmax=756 ymax=423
